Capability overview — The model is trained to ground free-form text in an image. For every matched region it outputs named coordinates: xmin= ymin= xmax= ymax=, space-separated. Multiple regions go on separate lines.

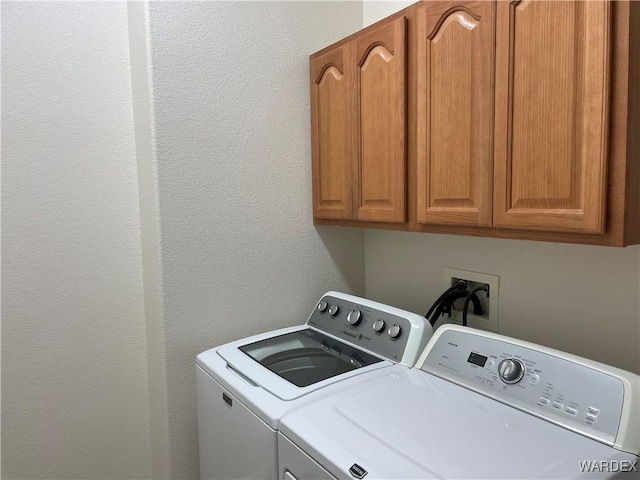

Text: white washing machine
xmin=196 ymin=291 xmax=433 ymax=480
xmin=279 ymin=324 xmax=640 ymax=479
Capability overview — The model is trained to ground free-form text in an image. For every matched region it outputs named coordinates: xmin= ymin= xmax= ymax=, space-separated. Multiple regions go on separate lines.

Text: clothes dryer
xmin=279 ymin=324 xmax=640 ymax=479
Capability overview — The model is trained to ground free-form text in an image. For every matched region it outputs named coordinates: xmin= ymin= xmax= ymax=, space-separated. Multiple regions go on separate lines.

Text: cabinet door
xmin=494 ymin=0 xmax=611 ymax=233
xmin=310 ymin=45 xmax=355 ymax=220
xmin=354 ymin=17 xmax=407 ymax=223
xmin=416 ymin=2 xmax=495 ymax=226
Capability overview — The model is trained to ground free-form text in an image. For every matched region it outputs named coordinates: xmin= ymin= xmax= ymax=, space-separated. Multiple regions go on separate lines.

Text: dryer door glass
xmin=239 ymin=329 xmax=383 ymax=387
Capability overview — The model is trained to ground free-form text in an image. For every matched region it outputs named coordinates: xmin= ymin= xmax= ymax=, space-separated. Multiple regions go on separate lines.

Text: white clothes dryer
xmin=196 ymin=291 xmax=433 ymax=480
xmin=279 ymin=324 xmax=640 ymax=479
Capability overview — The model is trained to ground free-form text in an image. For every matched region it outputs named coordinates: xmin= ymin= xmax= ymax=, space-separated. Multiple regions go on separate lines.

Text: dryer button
xmin=587 ymin=407 xmax=600 ymax=416
xmin=586 ymin=413 xmax=598 ymax=423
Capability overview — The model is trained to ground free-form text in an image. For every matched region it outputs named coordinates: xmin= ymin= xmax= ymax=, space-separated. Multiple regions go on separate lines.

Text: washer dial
xmin=373 ymin=319 xmax=385 ymax=332
xmin=498 ymin=359 xmax=525 ymax=384
xmin=388 ymin=324 xmax=402 ymax=339
xmin=347 ymin=309 xmax=362 ymax=326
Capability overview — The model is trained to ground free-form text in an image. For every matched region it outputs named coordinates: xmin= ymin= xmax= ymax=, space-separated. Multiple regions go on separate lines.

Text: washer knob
xmin=373 ymin=319 xmax=386 ymax=333
xmin=347 ymin=309 xmax=362 ymax=326
xmin=388 ymin=324 xmax=402 ymax=339
xmin=498 ymin=359 xmax=525 ymax=385
xmin=328 ymin=305 xmax=340 ymax=317
xmin=317 ymin=301 xmax=328 ymax=313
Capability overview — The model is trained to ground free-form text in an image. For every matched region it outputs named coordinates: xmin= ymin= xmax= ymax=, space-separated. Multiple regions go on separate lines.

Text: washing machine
xmin=196 ymin=291 xmax=433 ymax=480
xmin=279 ymin=324 xmax=640 ymax=479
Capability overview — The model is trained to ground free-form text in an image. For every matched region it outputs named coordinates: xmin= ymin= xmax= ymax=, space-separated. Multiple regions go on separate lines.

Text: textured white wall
xmin=140 ymin=2 xmax=364 ymax=478
xmin=362 ymin=1 xmax=640 ymax=375
xmin=2 ymin=2 xmax=152 ymax=479
xmin=363 ymin=0 xmax=414 ymax=26
xmin=127 ymin=3 xmax=172 ymax=479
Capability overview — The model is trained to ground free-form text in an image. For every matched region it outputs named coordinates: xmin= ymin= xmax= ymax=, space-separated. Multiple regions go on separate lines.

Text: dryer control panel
xmin=421 ymin=327 xmax=628 ymax=448
xmin=307 ymin=294 xmax=413 ymax=364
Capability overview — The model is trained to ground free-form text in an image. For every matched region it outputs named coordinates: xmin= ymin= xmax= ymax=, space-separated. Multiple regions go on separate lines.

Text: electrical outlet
xmin=443 ymin=268 xmax=499 ymax=332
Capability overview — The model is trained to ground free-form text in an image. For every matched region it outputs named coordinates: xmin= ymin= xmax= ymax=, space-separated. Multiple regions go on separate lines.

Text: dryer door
xmin=278 ymin=432 xmax=336 ymax=480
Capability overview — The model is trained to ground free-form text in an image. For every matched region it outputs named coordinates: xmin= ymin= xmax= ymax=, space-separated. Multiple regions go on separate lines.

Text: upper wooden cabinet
xmin=310 ymin=45 xmax=354 ymax=220
xmin=494 ymin=0 xmax=611 ymax=233
xmin=310 ymin=1 xmax=639 ymax=246
xmin=310 ymin=16 xmax=406 ymax=223
xmin=415 ymin=1 xmax=494 ymax=227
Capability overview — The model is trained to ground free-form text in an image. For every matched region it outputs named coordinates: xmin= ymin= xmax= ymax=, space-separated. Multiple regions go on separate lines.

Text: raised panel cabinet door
xmin=494 ymin=0 xmax=611 ymax=232
xmin=416 ymin=1 xmax=495 ymax=226
xmin=354 ymin=17 xmax=407 ymax=223
xmin=310 ymin=45 xmax=355 ymax=220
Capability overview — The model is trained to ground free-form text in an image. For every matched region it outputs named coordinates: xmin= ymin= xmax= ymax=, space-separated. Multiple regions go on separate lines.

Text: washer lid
xmin=218 ymin=326 xmax=392 ymax=401
xmin=238 ymin=329 xmax=383 ymax=387
xmin=280 ymin=366 xmax=638 ymax=479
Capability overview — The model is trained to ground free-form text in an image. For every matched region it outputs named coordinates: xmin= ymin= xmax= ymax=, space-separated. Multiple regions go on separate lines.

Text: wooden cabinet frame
xmin=312 ymin=1 xmax=639 ymax=246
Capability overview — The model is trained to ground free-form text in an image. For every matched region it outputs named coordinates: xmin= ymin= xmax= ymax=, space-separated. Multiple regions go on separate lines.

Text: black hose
xmin=429 ymin=289 xmax=483 ymax=326
xmin=424 ymin=280 xmax=466 ymax=320
xmin=429 ymin=289 xmax=468 ymax=325
xmin=462 ymin=286 xmax=487 ymax=327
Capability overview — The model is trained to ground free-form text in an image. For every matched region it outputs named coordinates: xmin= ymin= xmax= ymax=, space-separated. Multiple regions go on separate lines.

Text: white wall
xmin=362 ymin=2 xmax=640 ymax=376
xmin=138 ymin=2 xmax=364 ymax=478
xmin=363 ymin=0 xmax=414 ymax=26
xmin=2 ymin=2 xmax=152 ymax=479
xmin=127 ymin=3 xmax=172 ymax=478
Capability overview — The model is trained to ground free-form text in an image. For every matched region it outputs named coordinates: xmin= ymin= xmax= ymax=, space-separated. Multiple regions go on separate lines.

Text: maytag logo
xmin=447 ymin=342 xmax=458 ymax=347
xmin=578 ymin=460 xmax=638 ymax=473
xmin=349 ymin=463 xmax=368 ymax=479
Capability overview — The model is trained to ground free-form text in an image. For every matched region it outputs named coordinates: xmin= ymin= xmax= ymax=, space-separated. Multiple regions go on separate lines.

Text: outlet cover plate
xmin=444 ymin=268 xmax=499 ymax=332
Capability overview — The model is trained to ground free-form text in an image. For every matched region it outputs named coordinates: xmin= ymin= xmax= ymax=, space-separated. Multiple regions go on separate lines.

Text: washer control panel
xmin=422 ymin=328 xmax=625 ymax=446
xmin=307 ymin=294 xmax=411 ymax=363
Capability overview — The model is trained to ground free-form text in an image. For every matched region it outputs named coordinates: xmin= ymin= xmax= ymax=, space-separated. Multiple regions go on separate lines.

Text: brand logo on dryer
xmin=349 ymin=463 xmax=368 ymax=478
